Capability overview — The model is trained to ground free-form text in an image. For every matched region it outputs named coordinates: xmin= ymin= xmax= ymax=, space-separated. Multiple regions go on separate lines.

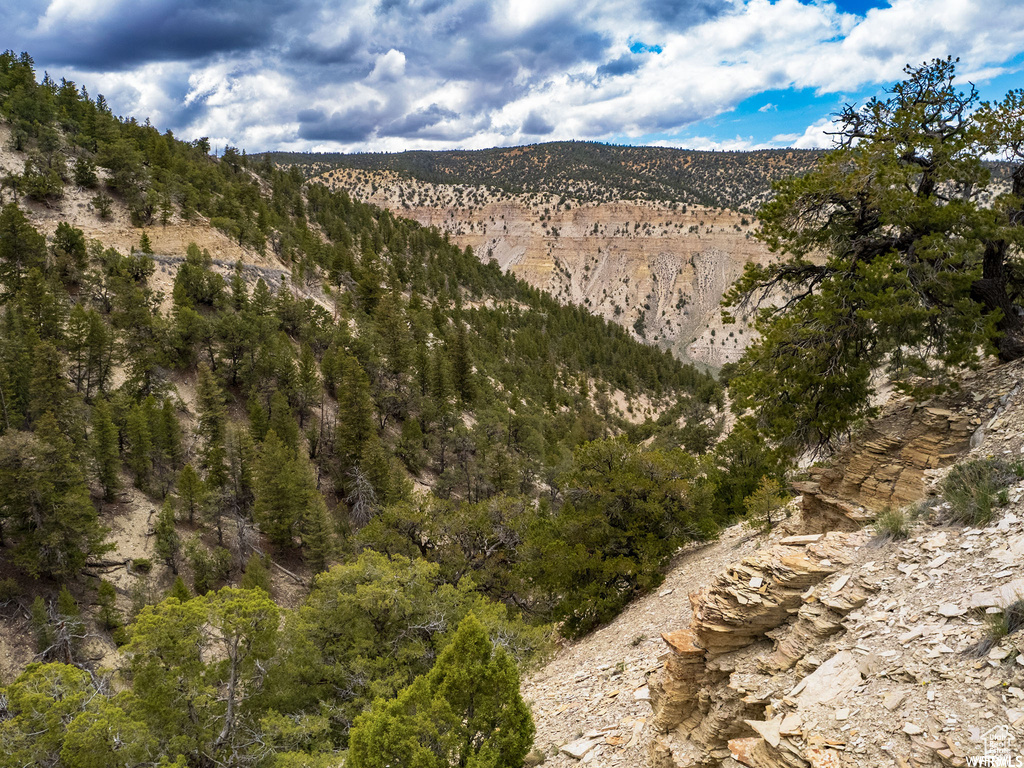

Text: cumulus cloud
xmin=4 ymin=0 xmax=1023 ymax=151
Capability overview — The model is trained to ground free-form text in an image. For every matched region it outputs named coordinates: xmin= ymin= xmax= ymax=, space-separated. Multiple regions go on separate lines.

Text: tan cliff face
xmin=317 ymin=168 xmax=776 ymax=369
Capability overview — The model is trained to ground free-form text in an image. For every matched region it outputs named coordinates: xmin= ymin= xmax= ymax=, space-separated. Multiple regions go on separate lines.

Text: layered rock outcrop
xmin=648 ymin=532 xmax=875 ymax=768
xmin=796 ymin=364 xmax=1023 ymax=531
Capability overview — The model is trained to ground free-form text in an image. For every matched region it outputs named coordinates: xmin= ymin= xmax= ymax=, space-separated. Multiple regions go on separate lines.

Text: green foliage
xmin=125 ymin=587 xmax=280 ymax=764
xmin=254 ymin=429 xmax=324 ymax=550
xmin=743 ymin=477 xmax=787 ymax=532
xmin=154 ymin=499 xmax=181 ymax=572
xmin=97 ymin=579 xmax=123 ymax=632
xmin=240 ymin=553 xmax=273 ymax=594
xmin=0 ymin=417 xmax=112 ymax=578
xmin=940 ymin=458 xmax=1012 ymax=526
xmin=262 ymin=142 xmax=821 ymax=212
xmin=185 ymin=538 xmax=231 ymax=595
xmin=90 ymin=395 xmax=120 ymax=501
xmin=267 ymin=551 xmax=547 ymax=743
xmin=524 ymin=437 xmax=712 ymax=637
xmin=168 ymin=575 xmax=192 ymax=602
xmin=726 ymin=58 xmax=1024 ymax=450
xmin=0 ymin=62 xmax=748 ymax=768
xmin=348 ymin=613 xmax=535 ymax=768
xmin=176 ymin=463 xmax=205 ymax=525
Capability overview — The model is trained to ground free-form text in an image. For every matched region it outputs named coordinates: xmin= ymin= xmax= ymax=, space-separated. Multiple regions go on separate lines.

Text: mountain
xmin=258 ymin=142 xmax=823 ymax=212
xmin=263 ymin=145 xmax=813 ymax=369
xmin=0 ymin=52 xmax=768 ymax=767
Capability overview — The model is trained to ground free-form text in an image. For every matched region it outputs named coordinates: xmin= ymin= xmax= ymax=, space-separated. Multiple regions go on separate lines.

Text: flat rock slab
xmin=791 ymin=650 xmax=863 ymax=708
xmin=779 ymin=534 xmax=823 ymax=546
xmin=971 ymin=578 xmax=1024 ymax=610
xmin=560 ymin=737 xmax=602 ymax=759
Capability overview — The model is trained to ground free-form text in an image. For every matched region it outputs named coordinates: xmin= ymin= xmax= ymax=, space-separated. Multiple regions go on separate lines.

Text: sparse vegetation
xmin=259 ymin=143 xmax=824 ymax=212
xmin=873 ymin=506 xmax=912 ymax=541
xmin=941 ymin=458 xmax=1012 ymax=526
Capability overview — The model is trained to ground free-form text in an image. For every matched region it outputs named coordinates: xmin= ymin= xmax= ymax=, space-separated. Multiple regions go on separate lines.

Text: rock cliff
xmin=316 ymin=168 xmax=775 ymax=369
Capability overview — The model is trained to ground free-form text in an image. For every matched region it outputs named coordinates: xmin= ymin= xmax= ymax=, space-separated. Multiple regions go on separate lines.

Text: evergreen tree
xmin=154 ymin=499 xmax=181 ymax=572
xmin=348 ymin=613 xmax=535 ymax=768
xmin=168 ymin=575 xmax=192 ymax=602
xmin=301 ymin=491 xmax=334 ymax=574
xmin=196 ymin=363 xmax=228 ymax=490
xmin=336 ymin=353 xmax=374 ymax=467
xmin=240 ymin=554 xmax=272 ymax=595
xmin=90 ymin=395 xmax=120 ymax=501
xmin=253 ymin=430 xmax=303 ymax=549
xmin=726 ymin=58 xmax=1024 ymax=449
xmin=124 ymin=403 xmax=153 ymax=491
xmin=176 ymin=464 xmax=205 ymax=525
xmin=0 ymin=203 xmax=47 ymax=295
xmin=0 ymin=416 xmax=111 ymax=578
xmin=267 ymin=389 xmax=300 ymax=453
xmin=96 ymin=580 xmax=122 ymax=633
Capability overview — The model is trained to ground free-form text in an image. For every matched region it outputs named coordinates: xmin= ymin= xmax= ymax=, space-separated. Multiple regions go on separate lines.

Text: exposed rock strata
xmin=648 ymin=532 xmax=873 ymax=768
xmin=316 ymin=168 xmax=774 ymax=368
xmin=797 ymin=363 xmax=1023 ymax=530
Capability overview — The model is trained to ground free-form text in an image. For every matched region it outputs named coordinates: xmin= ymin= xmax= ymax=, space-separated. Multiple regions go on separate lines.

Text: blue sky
xmin=2 ymin=0 xmax=1023 ymax=153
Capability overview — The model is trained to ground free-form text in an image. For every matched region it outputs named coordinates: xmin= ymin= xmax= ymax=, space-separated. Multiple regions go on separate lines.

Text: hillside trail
xmin=525 ymin=359 xmax=1024 ymax=767
xmin=523 ymin=523 xmax=769 ymax=764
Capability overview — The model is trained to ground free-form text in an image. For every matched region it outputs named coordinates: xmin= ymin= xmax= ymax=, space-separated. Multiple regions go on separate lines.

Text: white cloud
xmin=787 ymin=117 xmax=839 ymax=149
xmin=14 ymin=0 xmax=1024 ymax=151
xmin=369 ymin=50 xmax=407 ymax=83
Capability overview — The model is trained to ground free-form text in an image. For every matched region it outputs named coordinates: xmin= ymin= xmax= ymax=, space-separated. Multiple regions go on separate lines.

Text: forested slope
xmin=259 ymin=142 xmax=823 ymax=212
xmin=0 ymin=51 xmax=785 ymax=768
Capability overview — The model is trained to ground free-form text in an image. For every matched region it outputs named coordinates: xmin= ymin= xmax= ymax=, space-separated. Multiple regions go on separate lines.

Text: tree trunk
xmin=971 ymin=239 xmax=1024 ymax=362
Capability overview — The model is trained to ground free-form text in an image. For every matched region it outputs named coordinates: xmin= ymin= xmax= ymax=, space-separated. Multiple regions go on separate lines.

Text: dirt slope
xmin=525 ymin=359 xmax=1024 ymax=768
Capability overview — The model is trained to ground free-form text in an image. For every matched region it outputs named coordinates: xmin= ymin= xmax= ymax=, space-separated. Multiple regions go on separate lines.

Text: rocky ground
xmin=523 ymin=358 xmax=1024 ymax=768
xmin=522 ymin=524 xmax=769 ymax=766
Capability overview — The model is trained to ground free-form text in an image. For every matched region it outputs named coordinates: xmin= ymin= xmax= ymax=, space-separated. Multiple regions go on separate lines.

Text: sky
xmin=3 ymin=0 xmax=1024 ymax=154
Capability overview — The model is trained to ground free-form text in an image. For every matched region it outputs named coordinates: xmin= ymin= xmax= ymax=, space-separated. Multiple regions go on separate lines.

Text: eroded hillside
xmin=525 ymin=359 xmax=1024 ymax=768
xmin=317 ymin=167 xmax=775 ymax=368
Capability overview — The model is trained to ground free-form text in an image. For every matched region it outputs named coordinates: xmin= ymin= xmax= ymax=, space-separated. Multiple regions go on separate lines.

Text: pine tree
xmin=336 ymin=353 xmax=374 ymax=467
xmin=253 ymin=430 xmax=301 ymax=549
xmin=90 ymin=395 xmax=120 ymax=501
xmin=448 ymin=319 xmax=474 ymax=404
xmin=295 ymin=344 xmax=320 ymax=428
xmin=240 ymin=553 xmax=272 ymax=595
xmin=196 ymin=363 xmax=227 ymax=490
xmin=348 ymin=613 xmax=535 ymax=768
xmin=176 ymin=464 xmax=205 ymax=525
xmin=0 ymin=414 xmax=111 ymax=578
xmin=124 ymin=403 xmax=153 ymax=491
xmin=168 ymin=575 xmax=192 ymax=602
xmin=97 ymin=580 xmax=122 ymax=632
xmin=154 ymin=499 xmax=181 ymax=572
xmin=267 ymin=390 xmax=299 ymax=453
xmin=301 ymin=491 xmax=333 ymax=574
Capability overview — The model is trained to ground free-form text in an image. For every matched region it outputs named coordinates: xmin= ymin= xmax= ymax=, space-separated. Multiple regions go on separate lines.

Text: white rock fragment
xmin=561 ymin=737 xmax=602 ymax=759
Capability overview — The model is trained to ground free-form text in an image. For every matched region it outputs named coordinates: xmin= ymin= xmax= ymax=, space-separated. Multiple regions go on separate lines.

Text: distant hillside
xmin=257 ymin=142 xmax=825 ymax=212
